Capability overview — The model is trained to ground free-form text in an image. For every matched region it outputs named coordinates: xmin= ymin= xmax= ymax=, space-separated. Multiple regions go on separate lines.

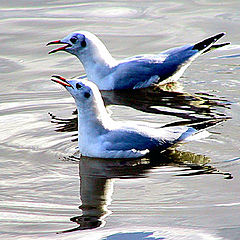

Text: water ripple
xmin=0 ymin=57 xmax=24 ymax=73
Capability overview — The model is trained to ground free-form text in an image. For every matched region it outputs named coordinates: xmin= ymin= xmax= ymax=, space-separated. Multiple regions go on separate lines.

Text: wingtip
xmin=202 ymin=41 xmax=231 ymax=53
xmin=215 ymin=32 xmax=226 ymax=39
xmin=209 ymin=32 xmax=226 ymax=43
xmin=192 ymin=32 xmax=227 ymax=52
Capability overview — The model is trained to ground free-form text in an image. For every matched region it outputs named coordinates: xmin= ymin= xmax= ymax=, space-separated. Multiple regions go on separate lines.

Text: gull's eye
xmin=76 ymin=83 xmax=82 ymax=89
xmin=81 ymin=40 xmax=86 ymax=48
xmin=70 ymin=36 xmax=78 ymax=44
xmin=84 ymin=92 xmax=91 ymax=98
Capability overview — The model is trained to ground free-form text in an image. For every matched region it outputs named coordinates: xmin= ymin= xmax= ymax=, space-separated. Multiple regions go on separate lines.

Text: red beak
xmin=47 ymin=40 xmax=71 ymax=54
xmin=51 ymin=75 xmax=72 ymax=88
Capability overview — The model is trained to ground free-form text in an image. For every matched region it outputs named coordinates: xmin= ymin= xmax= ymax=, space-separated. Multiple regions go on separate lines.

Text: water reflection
xmin=49 ymin=84 xmax=231 ymax=134
xmin=58 ymin=149 xmax=232 ymax=233
xmin=102 ymin=84 xmax=230 ymax=119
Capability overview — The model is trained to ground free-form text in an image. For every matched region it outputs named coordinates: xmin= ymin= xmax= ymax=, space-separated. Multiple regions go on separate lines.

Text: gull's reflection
xmin=50 ymin=85 xmax=230 ymax=134
xmin=58 ymin=149 xmax=232 ymax=234
xmin=101 ymin=84 xmax=230 ymax=120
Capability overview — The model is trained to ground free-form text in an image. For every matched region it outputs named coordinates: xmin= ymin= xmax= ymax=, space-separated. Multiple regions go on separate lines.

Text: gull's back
xmin=110 ymin=44 xmax=198 ymax=89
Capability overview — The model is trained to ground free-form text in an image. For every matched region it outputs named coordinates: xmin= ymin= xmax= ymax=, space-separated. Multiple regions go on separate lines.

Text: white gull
xmin=51 ymin=75 xmax=219 ymax=159
xmin=47 ymin=31 xmax=229 ymax=90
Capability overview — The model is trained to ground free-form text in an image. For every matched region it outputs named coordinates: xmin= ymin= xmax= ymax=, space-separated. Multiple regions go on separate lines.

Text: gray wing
xmin=102 ymin=126 xmax=196 ymax=153
xmin=111 ymin=44 xmax=197 ymax=89
xmin=103 ymin=130 xmax=161 ymax=152
xmin=111 ymin=33 xmax=226 ymax=89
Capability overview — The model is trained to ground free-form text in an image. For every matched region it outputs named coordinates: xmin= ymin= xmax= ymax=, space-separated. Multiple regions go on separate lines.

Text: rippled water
xmin=1 ymin=1 xmax=240 ymax=239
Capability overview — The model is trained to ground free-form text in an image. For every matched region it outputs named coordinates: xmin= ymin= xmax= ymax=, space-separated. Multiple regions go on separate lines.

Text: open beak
xmin=51 ymin=75 xmax=73 ymax=88
xmin=47 ymin=40 xmax=71 ymax=54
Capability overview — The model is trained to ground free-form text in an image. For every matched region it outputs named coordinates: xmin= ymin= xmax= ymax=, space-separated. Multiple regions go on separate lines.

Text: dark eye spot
xmin=81 ymin=40 xmax=86 ymax=48
xmin=70 ymin=36 xmax=78 ymax=44
xmin=76 ymin=83 xmax=82 ymax=89
xmin=84 ymin=92 xmax=91 ymax=98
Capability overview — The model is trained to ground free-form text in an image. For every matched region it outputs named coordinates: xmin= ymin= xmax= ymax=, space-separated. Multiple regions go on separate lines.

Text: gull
xmin=51 ymin=75 xmax=221 ymax=159
xmin=47 ymin=31 xmax=229 ymax=90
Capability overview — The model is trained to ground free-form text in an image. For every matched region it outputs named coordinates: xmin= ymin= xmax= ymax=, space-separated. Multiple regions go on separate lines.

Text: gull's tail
xmin=192 ymin=32 xmax=230 ymax=53
xmin=163 ymin=117 xmax=230 ymax=142
xmin=163 ymin=33 xmax=230 ymax=83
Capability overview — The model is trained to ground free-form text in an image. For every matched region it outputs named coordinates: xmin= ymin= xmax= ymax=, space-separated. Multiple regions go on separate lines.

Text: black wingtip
xmin=203 ymin=42 xmax=230 ymax=54
xmin=192 ymin=32 xmax=226 ymax=52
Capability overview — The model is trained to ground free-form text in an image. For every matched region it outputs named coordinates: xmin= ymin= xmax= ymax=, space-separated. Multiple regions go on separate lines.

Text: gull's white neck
xmin=75 ymin=35 xmax=117 ymax=87
xmin=74 ymin=95 xmax=115 ymax=154
xmin=77 ymin=104 xmax=112 ymax=136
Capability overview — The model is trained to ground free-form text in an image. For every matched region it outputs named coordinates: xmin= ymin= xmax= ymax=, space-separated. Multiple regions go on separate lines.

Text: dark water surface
xmin=0 ymin=1 xmax=240 ymax=239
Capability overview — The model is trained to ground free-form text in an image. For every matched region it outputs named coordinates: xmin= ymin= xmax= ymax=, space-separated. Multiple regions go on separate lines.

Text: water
xmin=0 ymin=1 xmax=240 ymax=239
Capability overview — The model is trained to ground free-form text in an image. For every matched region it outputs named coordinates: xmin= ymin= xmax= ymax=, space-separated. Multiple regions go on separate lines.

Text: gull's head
xmin=47 ymin=31 xmax=101 ymax=56
xmin=51 ymin=75 xmax=103 ymax=110
xmin=47 ymin=31 xmax=114 ymax=67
